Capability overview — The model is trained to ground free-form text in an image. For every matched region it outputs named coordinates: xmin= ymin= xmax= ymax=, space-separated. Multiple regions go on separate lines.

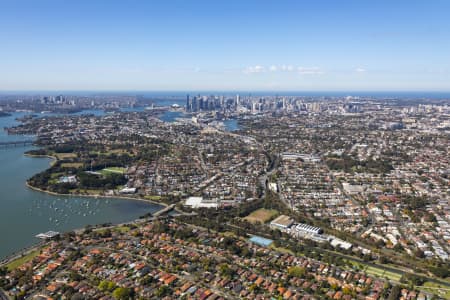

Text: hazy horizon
xmin=1 ymin=90 xmax=450 ymax=100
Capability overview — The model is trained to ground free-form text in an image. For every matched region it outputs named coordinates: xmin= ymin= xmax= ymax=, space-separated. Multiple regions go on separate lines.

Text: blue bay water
xmin=0 ymin=103 xmax=240 ymax=258
xmin=0 ymin=113 xmax=163 ymax=259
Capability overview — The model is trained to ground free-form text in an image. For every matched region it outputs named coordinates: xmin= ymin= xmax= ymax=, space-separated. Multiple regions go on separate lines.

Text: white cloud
xmin=243 ymin=65 xmax=265 ymax=74
xmin=297 ymin=66 xmax=324 ymax=75
xmin=355 ymin=67 xmax=366 ymax=73
xmin=280 ymin=65 xmax=295 ymax=72
xmin=243 ymin=64 xmax=323 ymax=75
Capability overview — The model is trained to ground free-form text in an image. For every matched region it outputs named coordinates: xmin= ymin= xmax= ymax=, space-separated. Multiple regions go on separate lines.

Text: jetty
xmin=0 ymin=140 xmax=34 ymax=148
xmin=35 ymin=231 xmax=60 ymax=240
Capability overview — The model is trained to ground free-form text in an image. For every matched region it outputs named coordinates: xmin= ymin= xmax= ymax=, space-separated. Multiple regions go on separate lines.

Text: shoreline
xmin=0 ymin=182 xmax=169 ymax=263
xmin=23 ymin=152 xmax=168 ymax=207
xmin=0 ymin=184 xmax=171 ymax=263
xmin=25 ymin=182 xmax=168 ymax=208
xmin=24 ymin=153 xmax=57 ymax=160
xmin=23 ymin=153 xmax=58 ymax=166
xmin=1 ymin=111 xmax=178 ymax=264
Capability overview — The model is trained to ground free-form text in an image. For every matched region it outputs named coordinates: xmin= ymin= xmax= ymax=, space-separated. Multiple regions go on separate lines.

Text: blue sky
xmin=0 ymin=0 xmax=449 ymax=91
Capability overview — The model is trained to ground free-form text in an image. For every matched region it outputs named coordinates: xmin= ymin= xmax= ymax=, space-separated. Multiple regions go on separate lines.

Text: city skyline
xmin=1 ymin=0 xmax=450 ymax=91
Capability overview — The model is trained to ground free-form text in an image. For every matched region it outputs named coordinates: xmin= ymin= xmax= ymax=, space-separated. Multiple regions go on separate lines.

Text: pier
xmin=35 ymin=231 xmax=60 ymax=240
xmin=0 ymin=140 xmax=34 ymax=148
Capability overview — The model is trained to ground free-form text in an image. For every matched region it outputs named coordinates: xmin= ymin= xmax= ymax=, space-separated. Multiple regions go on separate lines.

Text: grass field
xmin=101 ymin=167 xmax=126 ymax=175
xmin=244 ymin=208 xmax=278 ymax=224
xmin=270 ymin=244 xmax=294 ymax=255
xmin=48 ymin=172 xmax=64 ymax=184
xmin=364 ymin=265 xmax=402 ymax=281
xmin=93 ymin=149 xmax=133 ymax=156
xmin=419 ymin=282 xmax=450 ymax=299
xmin=6 ymin=250 xmax=40 ymax=271
xmin=54 ymin=152 xmax=77 ymax=159
xmin=114 ymin=226 xmax=131 ymax=233
xmin=346 ymin=259 xmax=402 ymax=282
xmin=71 ymin=189 xmax=103 ymax=195
xmin=61 ymin=162 xmax=83 ymax=168
xmin=50 ymin=172 xmax=64 ymax=179
xmin=222 ymin=231 xmax=236 ymax=237
xmin=107 ymin=149 xmax=131 ymax=154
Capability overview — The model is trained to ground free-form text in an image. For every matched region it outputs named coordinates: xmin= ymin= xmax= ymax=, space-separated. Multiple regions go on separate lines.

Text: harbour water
xmin=0 ymin=112 xmax=163 ymax=259
xmin=0 ymin=104 xmax=240 ymax=259
xmin=223 ymin=119 xmax=240 ymax=131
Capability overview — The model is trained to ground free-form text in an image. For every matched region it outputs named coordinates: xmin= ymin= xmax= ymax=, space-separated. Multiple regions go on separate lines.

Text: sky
xmin=0 ymin=0 xmax=449 ymax=92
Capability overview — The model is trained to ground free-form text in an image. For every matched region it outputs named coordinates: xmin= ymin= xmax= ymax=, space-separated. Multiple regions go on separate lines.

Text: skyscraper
xmin=186 ymin=94 xmax=190 ymax=111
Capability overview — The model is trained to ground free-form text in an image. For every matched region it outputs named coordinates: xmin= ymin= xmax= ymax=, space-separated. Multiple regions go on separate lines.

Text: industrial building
xmin=293 ymin=223 xmax=323 ymax=235
xmin=270 ymin=215 xmax=294 ymax=230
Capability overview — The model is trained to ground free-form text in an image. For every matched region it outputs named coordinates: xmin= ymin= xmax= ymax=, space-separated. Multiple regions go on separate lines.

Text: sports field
xmin=346 ymin=259 xmax=402 ymax=282
xmin=244 ymin=208 xmax=278 ymax=223
xmin=363 ymin=265 xmax=402 ymax=281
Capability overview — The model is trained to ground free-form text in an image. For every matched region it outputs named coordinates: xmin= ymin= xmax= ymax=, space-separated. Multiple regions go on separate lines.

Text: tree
xmin=218 ymin=263 xmax=235 ymax=278
xmin=388 ymin=285 xmax=401 ymax=300
xmin=379 ymin=256 xmax=389 ymax=264
xmin=68 ymin=271 xmax=83 ymax=282
xmin=98 ymin=280 xmax=116 ymax=292
xmin=414 ymin=249 xmax=425 ymax=259
xmin=342 ymin=286 xmax=353 ymax=295
xmin=155 ymin=285 xmax=171 ymax=297
xmin=112 ymin=287 xmax=132 ymax=300
xmin=288 ymin=266 xmax=306 ymax=278
xmin=430 ymin=264 xmax=450 ymax=278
